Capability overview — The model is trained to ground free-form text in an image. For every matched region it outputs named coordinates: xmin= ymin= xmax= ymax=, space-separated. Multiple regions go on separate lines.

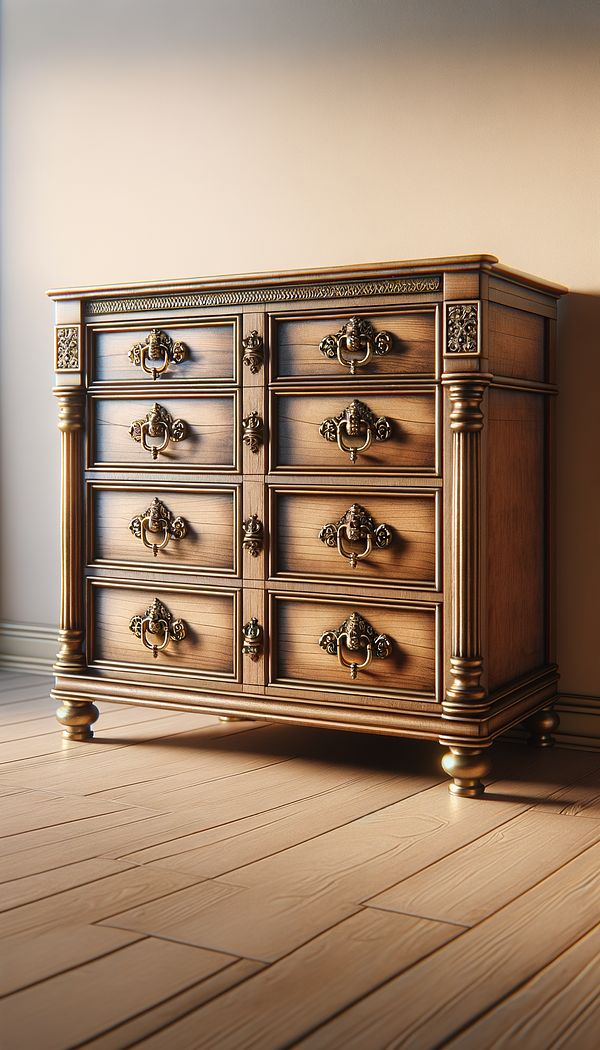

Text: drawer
xmin=89 ymin=393 xmax=238 ymax=471
xmin=270 ymin=387 xmax=438 ymax=474
xmin=270 ymin=309 xmax=436 ymax=380
xmin=88 ymin=484 xmax=239 ymax=575
xmin=270 ymin=594 xmax=438 ymax=699
xmin=88 ymin=580 xmax=239 ymax=680
xmin=90 ymin=319 xmax=238 ymax=384
xmin=270 ymin=488 xmax=439 ymax=589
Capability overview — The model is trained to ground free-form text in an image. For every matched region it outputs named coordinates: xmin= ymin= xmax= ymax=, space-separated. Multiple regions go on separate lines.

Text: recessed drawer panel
xmin=88 ymin=580 xmax=239 ymax=680
xmin=89 ymin=393 xmax=238 ymax=471
xmin=88 ymin=484 xmax=239 ymax=575
xmin=270 ymin=388 xmax=438 ymax=474
xmin=270 ymin=488 xmax=438 ymax=588
xmin=90 ymin=320 xmax=238 ymax=384
xmin=270 ymin=594 xmax=438 ymax=699
xmin=271 ymin=309 xmax=436 ymax=380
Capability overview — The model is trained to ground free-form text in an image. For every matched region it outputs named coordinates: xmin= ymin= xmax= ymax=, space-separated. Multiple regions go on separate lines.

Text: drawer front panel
xmin=270 ymin=489 xmax=438 ymax=588
xmin=91 ymin=320 xmax=238 ymax=384
xmin=89 ymin=484 xmax=238 ymax=574
xmin=271 ymin=309 xmax=436 ymax=380
xmin=88 ymin=581 xmax=239 ymax=679
xmin=89 ymin=394 xmax=238 ymax=470
xmin=271 ymin=389 xmax=437 ymax=474
xmin=270 ymin=594 xmax=438 ymax=698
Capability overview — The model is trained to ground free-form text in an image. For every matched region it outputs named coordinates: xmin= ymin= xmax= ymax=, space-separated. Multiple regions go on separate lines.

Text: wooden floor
xmin=1 ymin=673 xmax=599 ymax=1049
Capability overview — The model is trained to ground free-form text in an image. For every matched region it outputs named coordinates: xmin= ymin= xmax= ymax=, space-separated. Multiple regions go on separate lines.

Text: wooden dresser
xmin=50 ymin=255 xmax=566 ymax=796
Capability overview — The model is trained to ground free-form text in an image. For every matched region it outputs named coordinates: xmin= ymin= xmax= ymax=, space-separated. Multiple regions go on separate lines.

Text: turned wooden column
xmin=52 ymin=386 xmax=97 ymax=739
xmin=441 ymin=378 xmax=491 ymax=796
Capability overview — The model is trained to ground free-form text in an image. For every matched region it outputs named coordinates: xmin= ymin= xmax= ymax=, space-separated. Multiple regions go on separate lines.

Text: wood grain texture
xmin=488 ymin=302 xmax=546 ymax=382
xmin=91 ymin=319 xmax=237 ymax=384
xmin=295 ymin=841 xmax=600 ymax=1049
xmin=486 ymin=389 xmax=546 ymax=689
xmin=0 ymin=936 xmax=237 ymax=1050
xmin=88 ymin=580 xmax=238 ymax=677
xmin=89 ymin=393 xmax=238 ymax=470
xmin=446 ymin=923 xmax=600 ymax=1050
xmin=90 ymin=484 xmax=238 ymax=573
xmin=133 ymin=910 xmax=459 ymax=1050
xmin=365 ymin=808 xmax=600 ymax=925
xmin=270 ymin=388 xmax=437 ymax=473
xmin=271 ymin=308 xmax=436 ymax=380
xmin=271 ymin=593 xmax=437 ymax=696
xmin=270 ymin=487 xmax=437 ymax=587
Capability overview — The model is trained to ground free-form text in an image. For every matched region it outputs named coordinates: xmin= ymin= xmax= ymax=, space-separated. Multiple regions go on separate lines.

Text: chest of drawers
xmin=50 ymin=255 xmax=566 ymax=796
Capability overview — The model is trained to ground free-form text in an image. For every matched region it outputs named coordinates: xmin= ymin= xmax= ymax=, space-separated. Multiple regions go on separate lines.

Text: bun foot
xmin=527 ymin=707 xmax=559 ymax=748
xmin=441 ymin=745 xmax=491 ymax=797
xmin=56 ymin=699 xmax=99 ymax=740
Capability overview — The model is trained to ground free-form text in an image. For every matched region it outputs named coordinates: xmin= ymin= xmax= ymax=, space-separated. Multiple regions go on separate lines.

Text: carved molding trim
xmin=86 ymin=275 xmax=442 ymax=316
xmin=55 ymin=326 xmax=80 ymax=371
xmin=445 ymin=302 xmax=480 ymax=356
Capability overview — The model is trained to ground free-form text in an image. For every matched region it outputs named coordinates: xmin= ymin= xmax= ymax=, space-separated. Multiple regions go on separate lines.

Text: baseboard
xmin=0 ymin=621 xmax=57 ymax=675
xmin=1 ymin=622 xmax=600 ymax=747
xmin=554 ymin=693 xmax=600 ymax=751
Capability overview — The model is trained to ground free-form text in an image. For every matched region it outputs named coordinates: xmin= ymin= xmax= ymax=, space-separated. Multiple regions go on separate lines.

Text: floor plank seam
xmin=0 ymin=933 xmax=150 ymax=1000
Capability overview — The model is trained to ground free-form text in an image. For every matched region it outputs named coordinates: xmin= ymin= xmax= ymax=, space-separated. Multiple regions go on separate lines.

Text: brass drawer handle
xmin=128 ymin=329 xmax=187 ymax=380
xmin=320 ymin=317 xmax=392 ymax=374
xmin=129 ymin=403 xmax=188 ymax=460
xmin=319 ymin=503 xmax=393 ymax=568
xmin=319 ymin=399 xmax=391 ymax=464
xmin=319 ymin=612 xmax=392 ymax=680
xmin=129 ymin=497 xmax=187 ymax=557
xmin=129 ymin=598 xmax=186 ymax=658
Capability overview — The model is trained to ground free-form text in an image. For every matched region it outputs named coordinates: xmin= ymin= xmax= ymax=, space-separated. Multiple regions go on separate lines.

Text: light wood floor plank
xmin=0 ymin=804 xmax=171 ymax=860
xmin=0 ymin=865 xmax=202 ymax=938
xmin=0 ymin=936 xmax=237 ymax=1050
xmin=540 ymin=767 xmax=600 ymax=819
xmin=446 ymin=923 xmax=600 ymax=1050
xmin=82 ymin=959 xmax=265 ymax=1050
xmin=129 ymin=908 xmax=462 ymax=1050
xmin=0 ymin=702 xmax=186 ymax=739
xmin=1 ymin=790 xmax=140 ymax=838
xmin=364 ymin=808 xmax=600 ymax=925
xmin=110 ymin=769 xmax=435 ymax=877
xmin=0 ymin=857 xmax=137 ymax=911
xmin=293 ymin=840 xmax=600 ymax=1050
xmin=0 ymin=924 xmax=143 ymax=996
xmin=99 ymin=780 xmax=534 ymax=961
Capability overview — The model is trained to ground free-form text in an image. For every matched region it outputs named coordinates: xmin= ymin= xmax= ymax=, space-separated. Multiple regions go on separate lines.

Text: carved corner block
xmin=55 ymin=326 xmax=81 ymax=372
xmin=444 ymin=302 xmax=481 ymax=357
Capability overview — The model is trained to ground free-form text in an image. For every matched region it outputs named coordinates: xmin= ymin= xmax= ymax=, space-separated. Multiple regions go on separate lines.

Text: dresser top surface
xmin=47 ymin=254 xmax=568 ymax=302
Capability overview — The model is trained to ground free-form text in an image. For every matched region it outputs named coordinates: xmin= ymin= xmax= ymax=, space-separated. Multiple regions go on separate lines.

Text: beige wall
xmin=1 ymin=0 xmax=599 ymax=695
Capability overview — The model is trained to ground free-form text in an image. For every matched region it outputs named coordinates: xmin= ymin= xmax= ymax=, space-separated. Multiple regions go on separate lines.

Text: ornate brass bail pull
xmin=319 ymin=612 xmax=392 ymax=680
xmin=319 ymin=503 xmax=392 ymax=568
xmin=129 ymin=598 xmax=186 ymax=658
xmin=128 ymin=329 xmax=187 ymax=380
xmin=129 ymin=497 xmax=187 ymax=557
xmin=319 ymin=399 xmax=391 ymax=464
xmin=129 ymin=403 xmax=187 ymax=460
xmin=320 ymin=317 xmax=392 ymax=374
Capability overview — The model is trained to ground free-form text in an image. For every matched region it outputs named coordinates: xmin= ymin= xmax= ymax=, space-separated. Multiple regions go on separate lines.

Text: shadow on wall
xmin=556 ymin=292 xmax=600 ymax=694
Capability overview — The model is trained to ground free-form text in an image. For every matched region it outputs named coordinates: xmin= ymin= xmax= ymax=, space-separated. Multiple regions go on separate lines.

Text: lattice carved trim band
xmin=86 ymin=275 xmax=442 ymax=316
xmin=55 ymin=326 xmax=80 ymax=371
